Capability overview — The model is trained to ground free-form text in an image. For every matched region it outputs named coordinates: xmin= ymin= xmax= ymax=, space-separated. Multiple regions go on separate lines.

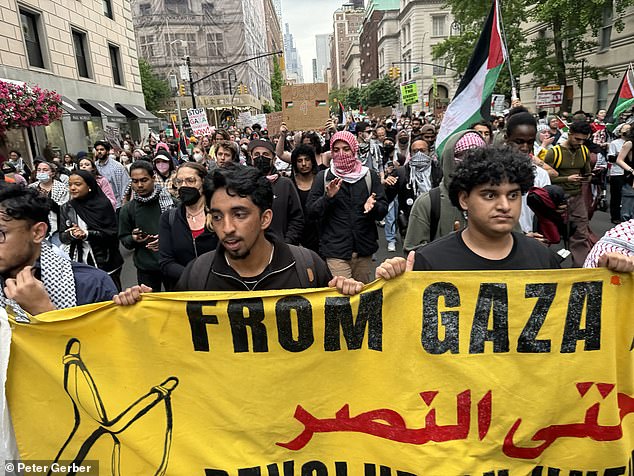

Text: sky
xmin=281 ymin=0 xmax=344 ymax=83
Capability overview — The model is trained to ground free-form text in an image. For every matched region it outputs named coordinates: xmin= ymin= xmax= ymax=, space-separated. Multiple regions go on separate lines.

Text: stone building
xmin=0 ymin=0 xmax=149 ymax=159
xmin=330 ymin=3 xmax=365 ymax=89
xmin=132 ymin=0 xmax=274 ymax=125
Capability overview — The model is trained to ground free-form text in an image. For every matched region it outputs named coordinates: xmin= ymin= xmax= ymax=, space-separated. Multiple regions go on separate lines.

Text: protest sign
xmin=282 ymin=83 xmax=329 ymax=131
xmin=266 ymin=112 xmax=283 ymax=134
xmin=186 ymin=108 xmax=213 ymax=136
xmin=4 ymin=270 xmax=634 ymax=474
xmin=491 ymin=94 xmax=506 ymax=115
xmin=252 ymin=113 xmax=267 ymax=129
xmin=536 ymin=85 xmax=564 ymax=108
xmin=237 ymin=112 xmax=253 ymax=129
xmin=401 ymin=81 xmax=419 ymax=107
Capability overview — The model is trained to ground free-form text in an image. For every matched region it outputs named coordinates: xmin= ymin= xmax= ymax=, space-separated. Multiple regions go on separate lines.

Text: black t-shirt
xmin=414 ymin=231 xmax=561 ymax=270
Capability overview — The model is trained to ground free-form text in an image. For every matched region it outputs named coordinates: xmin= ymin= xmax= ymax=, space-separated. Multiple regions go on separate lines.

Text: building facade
xmin=283 ymin=23 xmax=304 ymax=83
xmin=377 ymin=9 xmax=401 ymax=78
xmin=520 ymin=6 xmax=634 ymax=115
xmin=132 ymin=0 xmax=273 ymax=126
xmin=1 ymin=0 xmax=148 ymax=159
xmin=397 ymin=0 xmax=458 ymax=114
xmin=315 ymin=34 xmax=331 ymax=83
xmin=264 ymin=0 xmax=284 ymax=82
xmin=330 ymin=3 xmax=365 ymax=89
xmin=360 ymin=0 xmax=400 ymax=84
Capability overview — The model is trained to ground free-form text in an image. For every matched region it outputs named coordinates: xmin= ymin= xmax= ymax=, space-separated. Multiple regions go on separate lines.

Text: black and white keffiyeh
xmin=408 ymin=151 xmax=433 ymax=197
xmin=132 ymin=184 xmax=174 ymax=214
xmin=0 ymin=241 xmax=76 ymax=322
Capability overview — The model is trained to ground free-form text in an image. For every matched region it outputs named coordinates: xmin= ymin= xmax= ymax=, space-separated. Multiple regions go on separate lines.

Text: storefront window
xmin=44 ymin=120 xmax=67 ymax=156
xmin=86 ymin=119 xmax=105 ymax=147
xmin=1 ymin=129 xmax=31 ymax=167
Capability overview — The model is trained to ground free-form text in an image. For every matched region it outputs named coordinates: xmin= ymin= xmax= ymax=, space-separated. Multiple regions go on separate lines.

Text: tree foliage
xmin=364 ymin=77 xmax=399 ymax=107
xmin=432 ymin=0 xmax=634 ymax=100
xmin=271 ymin=57 xmax=283 ymax=112
xmin=138 ymin=58 xmax=172 ymax=114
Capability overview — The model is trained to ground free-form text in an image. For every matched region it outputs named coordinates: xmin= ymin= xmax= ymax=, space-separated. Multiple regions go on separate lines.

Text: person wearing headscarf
xmin=28 ymin=161 xmax=69 ymax=245
xmin=404 ymin=130 xmax=487 ymax=251
xmin=59 ymin=170 xmax=124 ymax=290
xmin=306 ymin=131 xmax=388 ymax=283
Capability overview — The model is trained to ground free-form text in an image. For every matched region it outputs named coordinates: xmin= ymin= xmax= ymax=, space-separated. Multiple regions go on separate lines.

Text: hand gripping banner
xmin=4 ymin=269 xmax=634 ymax=475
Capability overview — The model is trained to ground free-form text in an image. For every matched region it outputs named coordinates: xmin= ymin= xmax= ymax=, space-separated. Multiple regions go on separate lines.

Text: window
xmin=19 ymin=8 xmax=45 ymax=68
xmin=165 ymin=0 xmax=189 ymax=14
xmin=108 ymin=44 xmax=123 ymax=86
xmin=433 ymin=57 xmax=446 ymax=76
xmin=139 ymin=35 xmax=154 ymax=57
xmin=596 ymin=80 xmax=608 ymax=111
xmin=432 ymin=15 xmax=446 ymax=37
xmin=139 ymin=3 xmax=151 ymax=15
xmin=103 ymin=0 xmax=113 ymax=19
xmin=599 ymin=5 xmax=613 ymax=51
xmin=202 ymin=2 xmax=214 ymax=16
xmin=72 ymin=29 xmax=91 ymax=78
xmin=206 ymin=33 xmax=223 ymax=57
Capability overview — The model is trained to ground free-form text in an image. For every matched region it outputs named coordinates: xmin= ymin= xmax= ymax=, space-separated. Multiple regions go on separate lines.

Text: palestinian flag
xmin=337 ymin=99 xmax=347 ymax=126
xmin=435 ymin=0 xmax=507 ymax=157
xmin=605 ymin=65 xmax=634 ymax=124
xmin=554 ymin=116 xmax=569 ymax=133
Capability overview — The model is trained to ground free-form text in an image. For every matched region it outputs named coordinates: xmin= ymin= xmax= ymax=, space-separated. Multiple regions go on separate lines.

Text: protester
xmin=404 ymin=130 xmax=486 ymax=251
xmin=248 ymin=140 xmax=304 ymax=245
xmin=78 ymin=157 xmax=117 ymax=209
xmin=28 ymin=161 xmax=69 ymax=245
xmin=62 ymin=153 xmax=76 ymax=173
xmin=355 ymin=122 xmax=382 ymax=173
xmin=93 ymin=140 xmax=130 ymax=210
xmin=114 ymin=166 xmax=364 ymax=303
xmin=159 ymin=162 xmax=218 ymax=289
xmin=153 ymin=151 xmax=178 ymax=198
xmin=385 ymin=138 xmax=442 ymax=242
xmin=7 ymin=150 xmax=31 ymax=181
xmin=60 ymin=170 xmax=124 ymax=290
xmin=470 ymin=120 xmax=493 ymax=145
xmin=584 ymin=219 xmax=634 ymax=270
xmin=0 ymin=185 xmax=117 ymax=319
xmin=607 ymin=123 xmax=631 ymax=223
xmin=306 ymin=131 xmax=388 ymax=283
xmin=0 ymin=163 xmax=26 ymax=186
xmin=615 ymin=126 xmax=634 ymax=221
xmin=290 ymin=145 xmax=320 ymax=252
xmin=544 ymin=121 xmax=595 ymax=267
xmin=214 ymin=140 xmax=239 ymax=168
xmin=119 ymin=161 xmax=175 ymax=291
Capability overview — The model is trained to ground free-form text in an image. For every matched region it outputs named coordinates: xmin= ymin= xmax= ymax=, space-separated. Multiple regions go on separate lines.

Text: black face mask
xmin=178 ymin=186 xmax=201 ymax=206
xmin=398 ymin=138 xmax=409 ymax=145
xmin=253 ymin=156 xmax=273 ymax=176
xmin=383 ymin=144 xmax=395 ymax=153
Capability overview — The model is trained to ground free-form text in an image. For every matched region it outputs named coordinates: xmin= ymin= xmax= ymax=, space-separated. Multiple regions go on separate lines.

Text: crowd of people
xmin=0 ymin=104 xmax=633 ymax=317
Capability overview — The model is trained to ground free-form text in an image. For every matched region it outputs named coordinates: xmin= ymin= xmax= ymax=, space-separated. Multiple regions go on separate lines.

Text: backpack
xmin=526 ymin=185 xmax=573 ymax=246
xmin=551 ymin=144 xmax=588 ymax=170
xmin=185 ymin=245 xmax=317 ymax=290
xmin=429 ymin=187 xmax=441 ymax=242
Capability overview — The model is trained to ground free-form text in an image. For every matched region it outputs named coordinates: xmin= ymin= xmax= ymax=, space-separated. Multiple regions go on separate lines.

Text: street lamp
xmin=168 ymin=39 xmax=187 ymax=130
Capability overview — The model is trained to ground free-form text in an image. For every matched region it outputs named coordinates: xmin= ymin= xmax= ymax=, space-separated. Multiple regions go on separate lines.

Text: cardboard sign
xmin=400 ymin=81 xmax=419 ymax=106
xmin=237 ymin=112 xmax=253 ymax=129
xmin=186 ymin=108 xmax=213 ymax=136
xmin=366 ymin=106 xmax=392 ymax=118
xmin=282 ymin=83 xmax=329 ymax=131
xmin=266 ymin=112 xmax=284 ymax=134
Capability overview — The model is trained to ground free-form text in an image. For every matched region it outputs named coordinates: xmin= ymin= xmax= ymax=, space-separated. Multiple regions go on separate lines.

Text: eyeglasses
xmin=174 ymin=177 xmax=200 ymax=186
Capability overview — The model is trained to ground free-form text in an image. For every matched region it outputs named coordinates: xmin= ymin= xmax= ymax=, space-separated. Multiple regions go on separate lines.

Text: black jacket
xmin=59 ymin=204 xmax=124 ymax=273
xmin=269 ymin=176 xmax=304 ymax=245
xmin=176 ymin=236 xmax=332 ymax=291
xmin=306 ymin=169 xmax=388 ymax=259
xmin=159 ymin=205 xmax=218 ymax=283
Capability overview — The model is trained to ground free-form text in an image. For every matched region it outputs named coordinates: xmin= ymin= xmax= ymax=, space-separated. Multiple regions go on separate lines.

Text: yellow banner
xmin=6 ymin=269 xmax=634 ymax=475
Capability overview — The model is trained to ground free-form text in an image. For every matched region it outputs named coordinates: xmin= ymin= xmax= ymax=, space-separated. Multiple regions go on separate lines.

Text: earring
xmin=88 ymin=188 xmax=92 ymax=192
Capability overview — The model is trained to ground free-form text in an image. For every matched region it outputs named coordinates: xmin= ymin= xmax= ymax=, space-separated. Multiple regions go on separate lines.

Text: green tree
xmin=363 ymin=77 xmax=399 ymax=107
xmin=271 ymin=57 xmax=283 ymax=111
xmin=138 ymin=58 xmax=172 ymax=114
xmin=329 ymin=87 xmax=348 ymax=111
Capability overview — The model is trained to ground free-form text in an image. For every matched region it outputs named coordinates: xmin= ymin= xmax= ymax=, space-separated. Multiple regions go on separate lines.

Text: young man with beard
xmin=355 ymin=122 xmax=382 ymax=173
xmin=306 ymin=131 xmax=388 ymax=283
xmin=544 ymin=121 xmax=594 ymax=267
xmin=248 ymin=140 xmax=304 ymax=245
xmin=93 ymin=140 xmax=130 ymax=210
xmin=290 ymin=145 xmax=321 ymax=252
xmin=119 ymin=161 xmax=176 ymax=291
xmin=0 ymin=185 xmax=117 ymax=320
xmin=113 ymin=166 xmax=364 ymax=300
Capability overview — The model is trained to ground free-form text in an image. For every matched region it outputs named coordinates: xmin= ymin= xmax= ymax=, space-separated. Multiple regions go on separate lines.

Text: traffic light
xmin=238 ymin=84 xmax=248 ymax=95
xmin=388 ymin=67 xmax=394 ymax=79
xmin=394 ymin=67 xmax=401 ymax=78
xmin=179 ymin=83 xmax=185 ymax=96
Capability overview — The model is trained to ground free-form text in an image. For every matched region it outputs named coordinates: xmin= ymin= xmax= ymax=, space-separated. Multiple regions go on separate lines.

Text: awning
xmin=78 ymin=98 xmax=127 ymax=123
xmin=60 ymin=96 xmax=91 ymax=121
xmin=115 ymin=103 xmax=159 ymax=124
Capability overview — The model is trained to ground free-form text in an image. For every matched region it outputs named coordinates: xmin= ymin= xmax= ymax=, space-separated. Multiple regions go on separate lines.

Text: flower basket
xmin=0 ymin=80 xmax=63 ymax=134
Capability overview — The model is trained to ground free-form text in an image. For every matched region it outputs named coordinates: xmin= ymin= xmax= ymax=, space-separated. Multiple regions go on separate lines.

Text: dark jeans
xmin=609 ymin=174 xmax=627 ymax=222
xmin=137 ymin=269 xmax=167 ymax=292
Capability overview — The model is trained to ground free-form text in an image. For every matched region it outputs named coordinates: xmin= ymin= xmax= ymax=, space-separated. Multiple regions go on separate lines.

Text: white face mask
xmin=36 ymin=172 xmax=50 ymax=182
xmin=193 ymin=153 xmax=204 ymax=162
